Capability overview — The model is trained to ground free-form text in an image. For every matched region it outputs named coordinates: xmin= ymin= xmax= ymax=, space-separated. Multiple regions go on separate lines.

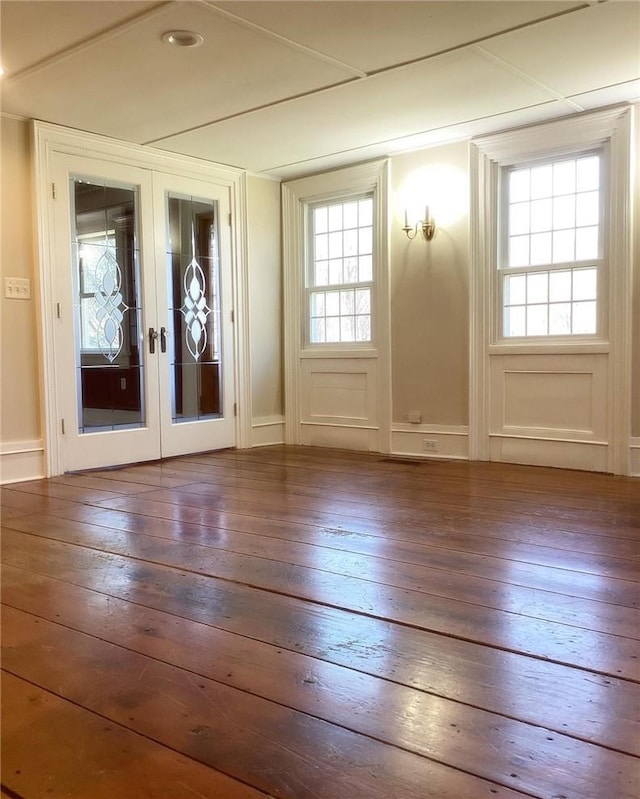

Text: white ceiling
xmin=1 ymin=1 xmax=639 ymax=179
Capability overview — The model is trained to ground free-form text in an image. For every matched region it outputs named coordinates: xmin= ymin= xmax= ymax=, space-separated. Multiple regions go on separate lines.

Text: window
xmin=500 ymin=151 xmax=603 ymax=338
xmin=307 ymin=195 xmax=374 ymax=344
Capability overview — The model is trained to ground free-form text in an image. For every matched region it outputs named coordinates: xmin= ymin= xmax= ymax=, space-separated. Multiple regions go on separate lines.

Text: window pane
xmin=315 ymin=233 xmax=328 ymax=260
xmin=573 ymin=267 xmax=597 ymax=300
xmin=359 ymin=255 xmax=373 ymax=281
xmin=576 ymin=191 xmax=599 ymax=227
xmin=311 ymin=292 xmax=325 ymax=316
xmin=553 ymin=160 xmax=576 ymax=195
xmin=527 ymin=304 xmax=548 ymax=335
xmin=340 ymin=289 xmax=355 ymax=315
xmin=326 ymin=316 xmax=340 ymax=342
xmin=510 ymin=169 xmax=530 ymax=202
xmin=553 ymin=195 xmax=575 ymax=230
xmin=530 ymin=199 xmax=552 ymax=233
xmin=504 ymin=305 xmax=526 ymax=337
xmin=326 ymin=291 xmax=340 ymax=316
xmin=355 ymin=315 xmax=371 ymax=341
xmin=345 ymin=257 xmax=358 ymax=282
xmin=505 ymin=274 xmax=526 ymax=305
xmin=359 ymin=198 xmax=373 ymax=226
xmin=329 ymin=259 xmax=343 ymax=285
xmin=531 ymin=165 xmax=552 ymax=199
xmin=310 ymin=318 xmax=325 ymax=343
xmin=527 ymin=272 xmax=548 ymax=303
xmin=549 ymin=270 xmax=571 ymax=302
xmin=329 ymin=231 xmax=342 ymax=258
xmin=315 ymin=261 xmax=328 ymax=286
xmin=576 ymin=156 xmax=599 ymax=191
xmin=344 ymin=229 xmax=358 ymax=256
xmin=552 ymin=229 xmax=575 ymax=263
xmin=343 ymin=202 xmax=358 ymax=229
xmin=509 ymin=235 xmax=529 ymax=267
xmin=359 ymin=226 xmax=373 ymax=255
xmin=575 ymin=226 xmax=598 ymax=260
xmin=328 ymin=205 xmax=342 ymax=231
xmin=572 ymin=300 xmax=596 ymax=334
xmin=549 ymin=303 xmax=572 ymax=335
xmin=314 ymin=207 xmax=328 ymax=234
xmin=530 ymin=232 xmax=552 ymax=265
xmin=340 ymin=316 xmax=355 ymax=341
xmin=509 ymin=202 xmax=530 ymax=235
xmin=355 ymin=288 xmax=371 ymax=314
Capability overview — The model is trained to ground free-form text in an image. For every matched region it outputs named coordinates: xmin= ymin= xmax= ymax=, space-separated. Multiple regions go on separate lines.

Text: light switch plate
xmin=4 ymin=277 xmax=31 ymax=300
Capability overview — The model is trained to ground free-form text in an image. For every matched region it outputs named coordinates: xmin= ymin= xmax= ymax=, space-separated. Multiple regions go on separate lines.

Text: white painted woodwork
xmin=283 ymin=160 xmax=390 ymax=453
xmin=470 ymin=107 xmax=633 ymax=474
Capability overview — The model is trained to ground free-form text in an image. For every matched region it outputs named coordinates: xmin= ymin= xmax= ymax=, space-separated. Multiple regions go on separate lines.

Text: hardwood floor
xmin=1 ymin=445 xmax=638 ymax=799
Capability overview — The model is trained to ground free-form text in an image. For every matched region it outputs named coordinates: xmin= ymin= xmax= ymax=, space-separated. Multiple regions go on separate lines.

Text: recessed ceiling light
xmin=161 ymin=30 xmax=204 ymax=48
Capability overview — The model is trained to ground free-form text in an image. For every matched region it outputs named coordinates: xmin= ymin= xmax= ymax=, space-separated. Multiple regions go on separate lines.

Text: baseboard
xmin=251 ymin=416 xmax=285 ymax=448
xmin=0 ymin=439 xmax=45 ymax=484
xmin=391 ymin=424 xmax=469 ymax=461
xmin=489 ymin=434 xmax=608 ymax=472
xmin=299 ymin=422 xmax=379 ymax=451
xmin=630 ymin=438 xmax=640 ymax=477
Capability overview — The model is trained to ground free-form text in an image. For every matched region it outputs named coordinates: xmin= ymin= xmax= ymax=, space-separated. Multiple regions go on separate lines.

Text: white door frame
xmin=469 ymin=106 xmax=633 ymax=474
xmin=33 ymin=120 xmax=251 ymax=476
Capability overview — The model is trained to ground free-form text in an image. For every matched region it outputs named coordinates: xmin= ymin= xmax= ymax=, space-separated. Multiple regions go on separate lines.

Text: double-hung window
xmin=499 ymin=149 xmax=604 ymax=339
xmin=307 ymin=195 xmax=374 ymax=345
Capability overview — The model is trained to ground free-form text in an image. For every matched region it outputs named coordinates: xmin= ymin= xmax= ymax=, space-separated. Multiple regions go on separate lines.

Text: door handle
xmin=160 ymin=326 xmax=167 ymax=354
xmin=149 ymin=327 xmax=158 ymax=354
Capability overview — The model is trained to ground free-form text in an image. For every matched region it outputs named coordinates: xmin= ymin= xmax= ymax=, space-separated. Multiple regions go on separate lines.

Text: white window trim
xmin=469 ymin=106 xmax=633 ymax=474
xmin=282 ymin=160 xmax=390 ymax=447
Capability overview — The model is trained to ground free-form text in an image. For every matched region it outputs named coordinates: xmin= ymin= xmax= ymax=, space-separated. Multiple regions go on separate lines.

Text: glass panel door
xmin=71 ymin=179 xmax=146 ymax=432
xmin=166 ymin=193 xmax=223 ymax=424
xmin=155 ymin=173 xmax=236 ymax=458
xmin=53 ymin=154 xmax=161 ymax=472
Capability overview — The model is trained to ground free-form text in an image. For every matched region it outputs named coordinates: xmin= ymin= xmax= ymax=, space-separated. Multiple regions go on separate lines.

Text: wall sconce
xmin=402 ymin=206 xmax=436 ymax=241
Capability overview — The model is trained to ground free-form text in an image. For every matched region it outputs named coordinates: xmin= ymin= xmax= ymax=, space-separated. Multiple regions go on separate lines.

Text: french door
xmin=52 ymin=153 xmax=236 ymax=472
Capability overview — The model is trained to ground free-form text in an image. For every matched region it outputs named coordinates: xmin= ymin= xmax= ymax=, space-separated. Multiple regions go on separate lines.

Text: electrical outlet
xmin=4 ymin=277 xmax=31 ymax=300
xmin=422 ymin=439 xmax=438 ymax=452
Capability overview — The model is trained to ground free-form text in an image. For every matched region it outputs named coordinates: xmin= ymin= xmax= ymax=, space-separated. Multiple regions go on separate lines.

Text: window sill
xmin=300 ymin=346 xmax=378 ymax=359
xmin=489 ymin=340 xmax=609 ymax=356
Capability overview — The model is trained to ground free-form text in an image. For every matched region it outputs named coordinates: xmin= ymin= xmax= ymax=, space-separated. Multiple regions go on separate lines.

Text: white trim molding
xmin=391 ymin=424 xmax=469 ymax=461
xmin=32 ymin=121 xmax=251 ymax=475
xmin=630 ymin=438 xmax=640 ymax=478
xmin=0 ymin=440 xmax=45 ymax=484
xmin=470 ymin=106 xmax=634 ymax=475
xmin=251 ymin=416 xmax=285 ymax=447
xmin=282 ymin=159 xmax=391 ymax=453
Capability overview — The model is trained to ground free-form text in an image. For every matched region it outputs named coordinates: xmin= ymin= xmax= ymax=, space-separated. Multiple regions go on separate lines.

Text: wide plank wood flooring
xmin=1 ymin=445 xmax=639 ymax=798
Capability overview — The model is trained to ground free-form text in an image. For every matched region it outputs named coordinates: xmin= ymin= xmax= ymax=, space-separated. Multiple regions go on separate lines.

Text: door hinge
xmin=233 ymin=402 xmax=238 ymax=417
xmin=231 ymin=309 xmax=235 ymax=323
xmin=228 ymin=212 xmax=232 ymax=227
xmin=61 ymin=418 xmax=65 ymax=434
xmin=52 ymin=182 xmax=57 ymax=199
xmin=56 ymin=302 xmax=61 ymax=319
